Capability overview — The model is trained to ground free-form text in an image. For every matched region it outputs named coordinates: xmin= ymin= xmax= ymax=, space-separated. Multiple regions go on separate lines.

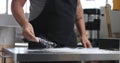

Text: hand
xmin=22 ymin=23 xmax=39 ymax=42
xmin=81 ymin=36 xmax=92 ymax=48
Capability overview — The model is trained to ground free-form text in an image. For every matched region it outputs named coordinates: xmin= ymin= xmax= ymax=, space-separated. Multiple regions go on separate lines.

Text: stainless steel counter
xmin=3 ymin=47 xmax=120 ymax=63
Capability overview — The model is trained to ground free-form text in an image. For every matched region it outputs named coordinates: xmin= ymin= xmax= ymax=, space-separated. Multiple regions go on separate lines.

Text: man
xmin=11 ymin=0 xmax=92 ymax=48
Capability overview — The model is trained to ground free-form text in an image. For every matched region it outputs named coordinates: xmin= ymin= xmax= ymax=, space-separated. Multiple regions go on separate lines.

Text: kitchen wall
xmin=100 ymin=6 xmax=120 ymax=38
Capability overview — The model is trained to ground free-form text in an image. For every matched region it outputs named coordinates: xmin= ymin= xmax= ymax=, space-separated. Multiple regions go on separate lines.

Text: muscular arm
xmin=76 ymin=0 xmax=86 ymax=37
xmin=11 ymin=0 xmax=38 ymax=42
xmin=11 ymin=0 xmax=28 ymax=27
xmin=76 ymin=0 xmax=92 ymax=48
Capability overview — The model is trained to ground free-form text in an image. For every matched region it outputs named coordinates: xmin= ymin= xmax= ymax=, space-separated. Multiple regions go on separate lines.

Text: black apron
xmin=29 ymin=0 xmax=77 ymax=48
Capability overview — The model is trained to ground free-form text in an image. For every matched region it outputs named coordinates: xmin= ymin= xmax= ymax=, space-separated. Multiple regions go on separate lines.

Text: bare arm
xmin=11 ymin=0 xmax=28 ymax=27
xmin=76 ymin=0 xmax=86 ymax=37
xmin=76 ymin=0 xmax=92 ymax=48
xmin=11 ymin=0 xmax=38 ymax=42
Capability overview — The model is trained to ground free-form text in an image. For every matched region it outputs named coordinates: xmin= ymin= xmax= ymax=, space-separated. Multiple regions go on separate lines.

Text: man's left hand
xmin=81 ymin=36 xmax=92 ymax=48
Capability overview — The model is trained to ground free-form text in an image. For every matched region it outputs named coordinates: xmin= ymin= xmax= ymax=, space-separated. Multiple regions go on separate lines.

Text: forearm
xmin=11 ymin=0 xmax=29 ymax=27
xmin=76 ymin=0 xmax=86 ymax=37
xmin=76 ymin=18 xmax=86 ymax=37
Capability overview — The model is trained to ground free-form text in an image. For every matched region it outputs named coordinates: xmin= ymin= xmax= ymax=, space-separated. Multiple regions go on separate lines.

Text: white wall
xmin=0 ymin=14 xmax=18 ymax=27
xmin=100 ymin=6 xmax=120 ymax=38
xmin=0 ymin=14 xmax=29 ymax=27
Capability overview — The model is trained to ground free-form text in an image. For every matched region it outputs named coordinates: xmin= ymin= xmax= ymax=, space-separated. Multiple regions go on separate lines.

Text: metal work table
xmin=3 ymin=47 xmax=120 ymax=63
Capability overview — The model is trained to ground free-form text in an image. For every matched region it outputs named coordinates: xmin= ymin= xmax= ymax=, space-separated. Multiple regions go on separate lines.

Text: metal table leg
xmin=0 ymin=55 xmax=12 ymax=63
xmin=2 ymin=56 xmax=6 ymax=63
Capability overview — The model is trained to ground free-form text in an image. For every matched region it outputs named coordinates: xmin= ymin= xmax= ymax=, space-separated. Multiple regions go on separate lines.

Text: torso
xmin=29 ymin=0 xmax=78 ymax=47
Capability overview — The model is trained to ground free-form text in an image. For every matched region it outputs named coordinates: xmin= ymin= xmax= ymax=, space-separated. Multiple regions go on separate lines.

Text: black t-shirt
xmin=30 ymin=0 xmax=78 ymax=47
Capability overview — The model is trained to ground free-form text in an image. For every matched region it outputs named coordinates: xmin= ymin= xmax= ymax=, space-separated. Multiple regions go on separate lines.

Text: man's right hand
xmin=22 ymin=23 xmax=39 ymax=42
xmin=11 ymin=0 xmax=39 ymax=42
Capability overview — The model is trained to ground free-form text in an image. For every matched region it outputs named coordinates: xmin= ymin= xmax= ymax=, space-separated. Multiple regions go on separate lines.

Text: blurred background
xmin=0 ymin=0 xmax=120 ymax=63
